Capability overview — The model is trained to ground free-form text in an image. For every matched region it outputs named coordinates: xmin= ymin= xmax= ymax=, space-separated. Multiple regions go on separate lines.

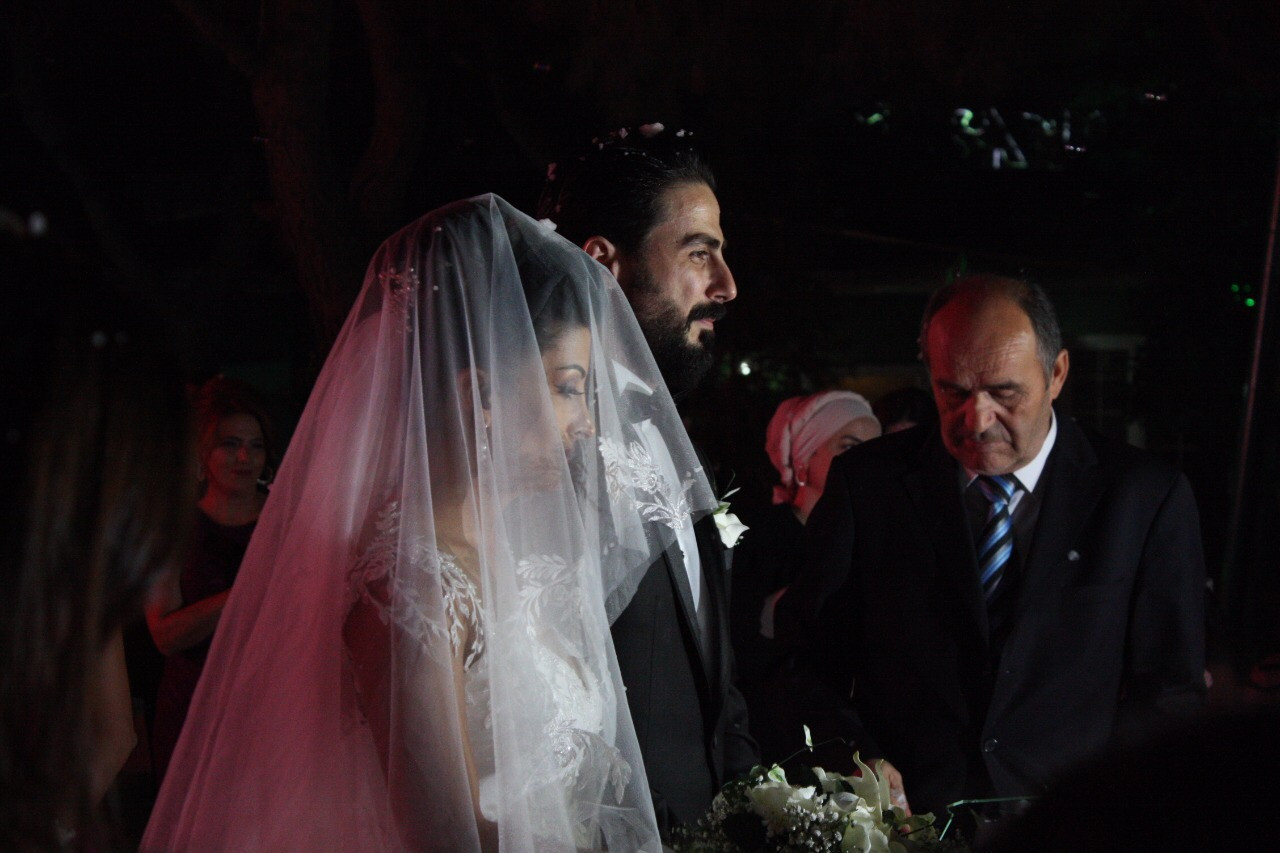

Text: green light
xmin=1245 ymin=298 xmax=1257 ymax=307
xmin=1230 ymin=283 xmax=1240 ymax=293
xmin=866 ymin=113 xmax=884 ymax=125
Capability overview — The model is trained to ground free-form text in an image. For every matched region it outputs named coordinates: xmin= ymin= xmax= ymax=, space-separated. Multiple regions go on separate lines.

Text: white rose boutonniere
xmin=713 ymin=487 xmax=748 ymax=548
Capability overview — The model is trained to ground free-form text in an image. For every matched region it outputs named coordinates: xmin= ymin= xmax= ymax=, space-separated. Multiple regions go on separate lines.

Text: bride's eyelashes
xmin=555 ymin=382 xmax=586 ymax=398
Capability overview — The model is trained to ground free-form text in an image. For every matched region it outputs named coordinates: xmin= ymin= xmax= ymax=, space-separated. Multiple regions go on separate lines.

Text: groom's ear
xmin=582 ymin=236 xmax=623 ymax=281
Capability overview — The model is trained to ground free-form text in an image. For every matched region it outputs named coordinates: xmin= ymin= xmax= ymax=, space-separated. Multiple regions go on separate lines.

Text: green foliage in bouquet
xmin=673 ymin=752 xmax=971 ymax=853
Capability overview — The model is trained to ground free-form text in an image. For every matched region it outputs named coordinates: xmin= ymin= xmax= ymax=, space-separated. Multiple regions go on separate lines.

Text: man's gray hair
xmin=919 ymin=274 xmax=1063 ymax=382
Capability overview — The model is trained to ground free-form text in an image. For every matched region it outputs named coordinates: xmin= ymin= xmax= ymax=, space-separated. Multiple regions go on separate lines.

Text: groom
xmin=539 ymin=125 xmax=758 ymax=836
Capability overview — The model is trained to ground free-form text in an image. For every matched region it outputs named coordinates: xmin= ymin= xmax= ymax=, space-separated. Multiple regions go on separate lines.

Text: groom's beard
xmin=630 ymin=268 xmax=726 ymax=399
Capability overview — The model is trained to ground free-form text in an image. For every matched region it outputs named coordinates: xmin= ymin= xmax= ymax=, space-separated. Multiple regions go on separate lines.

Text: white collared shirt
xmin=962 ymin=411 xmax=1058 ymax=513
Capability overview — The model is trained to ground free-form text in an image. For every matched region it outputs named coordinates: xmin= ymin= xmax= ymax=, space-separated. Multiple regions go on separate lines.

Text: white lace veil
xmin=142 ymin=194 xmax=716 ymax=851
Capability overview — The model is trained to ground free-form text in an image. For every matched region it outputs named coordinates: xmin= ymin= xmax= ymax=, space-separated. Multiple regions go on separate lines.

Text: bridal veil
xmin=143 ymin=194 xmax=716 ymax=851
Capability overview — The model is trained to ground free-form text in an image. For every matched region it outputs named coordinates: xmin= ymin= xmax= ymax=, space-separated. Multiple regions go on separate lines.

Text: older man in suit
xmin=538 ymin=125 xmax=759 ymax=837
xmin=776 ymin=274 xmax=1206 ymax=816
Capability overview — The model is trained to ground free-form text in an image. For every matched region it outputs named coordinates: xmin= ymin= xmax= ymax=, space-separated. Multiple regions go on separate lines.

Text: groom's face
xmin=620 ymin=182 xmax=737 ymax=395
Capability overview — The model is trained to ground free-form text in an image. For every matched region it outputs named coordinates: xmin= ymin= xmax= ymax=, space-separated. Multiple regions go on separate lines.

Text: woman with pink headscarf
xmin=766 ymin=391 xmax=882 ymax=523
xmin=730 ymin=391 xmax=880 ymax=765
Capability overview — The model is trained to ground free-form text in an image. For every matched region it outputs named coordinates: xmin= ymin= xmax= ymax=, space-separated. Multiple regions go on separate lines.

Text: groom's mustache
xmin=687 ymin=302 xmax=727 ymax=327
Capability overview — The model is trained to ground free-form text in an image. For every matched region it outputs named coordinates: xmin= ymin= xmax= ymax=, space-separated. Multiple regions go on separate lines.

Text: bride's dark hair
xmin=389 ymin=200 xmax=598 ymax=500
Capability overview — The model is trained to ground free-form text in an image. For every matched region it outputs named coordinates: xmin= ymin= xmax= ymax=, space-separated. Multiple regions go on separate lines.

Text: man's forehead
xmin=932 ymin=294 xmax=1034 ymax=346
xmin=936 ymin=337 xmax=1034 ymax=380
xmin=929 ymin=316 xmax=1039 ymax=381
xmin=649 ymin=182 xmax=721 ymax=243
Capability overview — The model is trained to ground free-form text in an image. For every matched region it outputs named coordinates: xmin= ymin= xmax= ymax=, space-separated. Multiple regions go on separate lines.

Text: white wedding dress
xmin=142 ymin=195 xmax=716 ymax=852
xmin=348 ymin=502 xmax=634 ymax=849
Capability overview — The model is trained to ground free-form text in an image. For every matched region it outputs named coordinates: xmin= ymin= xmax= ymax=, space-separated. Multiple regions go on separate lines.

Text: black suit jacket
xmin=776 ymin=414 xmax=1206 ymax=815
xmin=611 ymin=476 xmax=759 ymax=836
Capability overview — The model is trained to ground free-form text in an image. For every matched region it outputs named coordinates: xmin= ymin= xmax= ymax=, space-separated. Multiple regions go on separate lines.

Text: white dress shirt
xmin=961 ymin=411 xmax=1058 ymax=513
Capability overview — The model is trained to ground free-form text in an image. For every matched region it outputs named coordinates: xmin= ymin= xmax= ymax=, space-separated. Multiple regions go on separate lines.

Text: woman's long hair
xmin=1 ymin=252 xmax=192 ymax=849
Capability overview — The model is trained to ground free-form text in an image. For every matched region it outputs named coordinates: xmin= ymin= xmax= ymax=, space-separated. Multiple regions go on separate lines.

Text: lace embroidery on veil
xmin=516 ymin=555 xmax=632 ymax=807
xmin=598 ymin=436 xmax=694 ymax=533
xmin=347 ymin=502 xmax=484 ymax=669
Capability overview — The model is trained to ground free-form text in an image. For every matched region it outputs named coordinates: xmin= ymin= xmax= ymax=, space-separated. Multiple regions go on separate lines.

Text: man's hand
xmin=875 ymin=759 xmax=911 ymax=816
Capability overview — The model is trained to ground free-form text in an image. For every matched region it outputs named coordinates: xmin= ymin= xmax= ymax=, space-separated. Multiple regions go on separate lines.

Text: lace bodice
xmin=349 ymin=504 xmax=631 ymax=843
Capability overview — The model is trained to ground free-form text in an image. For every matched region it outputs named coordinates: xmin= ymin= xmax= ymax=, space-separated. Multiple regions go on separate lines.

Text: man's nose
xmin=235 ymin=444 xmax=250 ymax=461
xmin=708 ymin=256 xmax=737 ymax=303
xmin=965 ymin=395 xmax=997 ymax=434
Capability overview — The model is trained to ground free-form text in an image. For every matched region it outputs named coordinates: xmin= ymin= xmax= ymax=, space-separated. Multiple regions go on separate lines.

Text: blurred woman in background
xmin=146 ymin=376 xmax=275 ymax=780
xmin=730 ymin=391 xmax=880 ymax=764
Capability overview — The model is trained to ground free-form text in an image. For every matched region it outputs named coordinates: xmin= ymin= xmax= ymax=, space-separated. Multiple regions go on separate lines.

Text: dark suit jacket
xmin=611 ymin=491 xmax=759 ymax=836
xmin=776 ymin=414 xmax=1207 ymax=815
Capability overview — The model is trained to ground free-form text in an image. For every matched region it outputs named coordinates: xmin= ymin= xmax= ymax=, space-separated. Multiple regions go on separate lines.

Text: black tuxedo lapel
xmin=695 ymin=514 xmax=730 ymax=694
xmin=1011 ymin=416 xmax=1106 ymax=628
xmin=662 ymin=536 xmax=699 ymax=634
xmin=662 ymin=528 xmax=717 ymax=700
xmin=905 ymin=432 xmax=989 ymax=648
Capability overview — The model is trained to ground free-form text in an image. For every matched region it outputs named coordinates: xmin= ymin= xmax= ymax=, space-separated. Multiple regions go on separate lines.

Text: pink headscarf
xmin=766 ymin=391 xmax=876 ymax=505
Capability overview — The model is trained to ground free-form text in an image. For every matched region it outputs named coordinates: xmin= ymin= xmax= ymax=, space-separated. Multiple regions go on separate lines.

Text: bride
xmin=142 ymin=195 xmax=717 ymax=851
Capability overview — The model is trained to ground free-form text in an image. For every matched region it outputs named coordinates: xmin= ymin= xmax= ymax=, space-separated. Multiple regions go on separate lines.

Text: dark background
xmin=4 ymin=0 xmax=1279 ymax=671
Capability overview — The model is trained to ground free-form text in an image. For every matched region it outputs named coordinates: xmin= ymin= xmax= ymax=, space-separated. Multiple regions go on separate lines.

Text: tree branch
xmin=350 ymin=0 xmax=433 ymax=239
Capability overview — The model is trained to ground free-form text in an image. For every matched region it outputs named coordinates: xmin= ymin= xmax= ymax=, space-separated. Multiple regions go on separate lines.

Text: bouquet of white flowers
xmin=673 ymin=752 xmax=970 ymax=853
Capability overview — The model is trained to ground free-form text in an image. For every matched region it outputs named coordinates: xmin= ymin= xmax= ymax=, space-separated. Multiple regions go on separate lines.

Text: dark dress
xmin=150 ymin=510 xmax=255 ymax=779
xmin=729 ymin=503 xmax=860 ymax=769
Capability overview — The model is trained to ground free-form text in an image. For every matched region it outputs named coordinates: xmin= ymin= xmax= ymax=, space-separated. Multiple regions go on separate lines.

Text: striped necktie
xmin=974 ymin=474 xmax=1019 ymax=603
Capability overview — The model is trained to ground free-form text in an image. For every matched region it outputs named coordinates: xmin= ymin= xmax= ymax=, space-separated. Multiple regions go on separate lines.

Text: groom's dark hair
xmin=537 ymin=124 xmax=716 ymax=254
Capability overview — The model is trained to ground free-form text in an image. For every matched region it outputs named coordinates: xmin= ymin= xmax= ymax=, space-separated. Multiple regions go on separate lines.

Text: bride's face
xmin=540 ymin=326 xmax=595 ymax=454
xmin=508 ymin=324 xmax=596 ymax=495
